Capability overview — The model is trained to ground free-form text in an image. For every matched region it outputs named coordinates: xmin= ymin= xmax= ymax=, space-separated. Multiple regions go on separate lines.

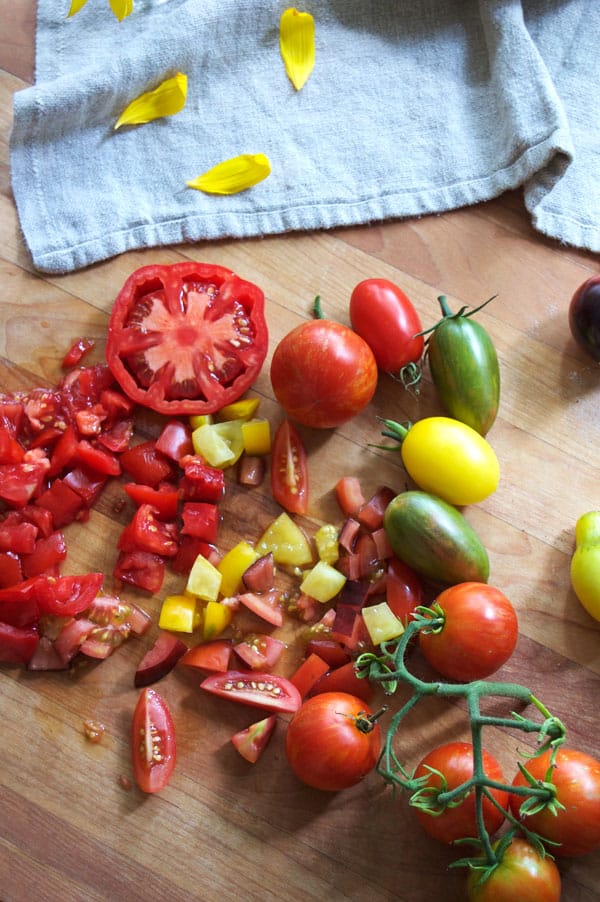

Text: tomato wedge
xmin=231 ymin=714 xmax=277 ymax=763
xmin=106 ymin=262 xmax=268 ymax=416
xmin=131 ymin=688 xmax=176 ymax=793
xmin=200 ymin=670 xmax=302 ymax=713
xmin=271 ymin=419 xmax=308 ymax=515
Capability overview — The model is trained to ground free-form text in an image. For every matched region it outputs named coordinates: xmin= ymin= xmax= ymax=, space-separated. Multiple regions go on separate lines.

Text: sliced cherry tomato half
xmin=131 ymin=687 xmax=176 ymax=793
xmin=271 ymin=419 xmax=308 ymax=515
xmin=200 ymin=670 xmax=302 ymax=713
xmin=106 ymin=262 xmax=268 ymax=416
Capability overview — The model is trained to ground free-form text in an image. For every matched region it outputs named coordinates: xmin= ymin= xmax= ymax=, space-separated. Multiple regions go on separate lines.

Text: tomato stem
xmin=355 ymin=612 xmax=566 ymax=873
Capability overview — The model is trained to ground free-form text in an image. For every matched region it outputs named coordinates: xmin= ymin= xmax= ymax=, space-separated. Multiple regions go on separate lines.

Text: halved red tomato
xmin=200 ymin=670 xmax=302 ymax=712
xmin=131 ymin=688 xmax=176 ymax=793
xmin=271 ymin=419 xmax=308 ymax=515
xmin=106 ymin=262 xmax=268 ymax=416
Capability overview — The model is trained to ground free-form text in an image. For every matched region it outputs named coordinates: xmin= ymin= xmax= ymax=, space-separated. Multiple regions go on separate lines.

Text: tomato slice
xmin=131 ymin=688 xmax=176 ymax=793
xmin=200 ymin=670 xmax=302 ymax=713
xmin=271 ymin=419 xmax=308 ymax=515
xmin=233 ymin=634 xmax=285 ymax=671
xmin=35 ymin=572 xmax=104 ymax=617
xmin=289 ymin=652 xmax=330 ymax=698
xmin=237 ymin=590 xmax=284 ymax=627
xmin=0 ymin=621 xmax=39 ymax=664
xmin=180 ymin=639 xmax=233 ymax=673
xmin=106 ymin=262 xmax=268 ymax=416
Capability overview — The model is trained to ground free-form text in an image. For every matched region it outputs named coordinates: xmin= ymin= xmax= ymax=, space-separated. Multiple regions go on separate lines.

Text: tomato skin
xmin=349 ymin=279 xmax=424 ymax=374
xmin=466 ymin=838 xmax=561 ymax=902
xmin=285 ymin=692 xmax=380 ymax=791
xmin=271 ymin=419 xmax=308 ymax=514
xmin=131 ymin=688 xmax=176 ymax=793
xmin=106 ymin=262 xmax=268 ymax=416
xmin=413 ymin=742 xmax=508 ymax=844
xmin=270 ymin=319 xmax=377 ymax=429
xmin=231 ymin=714 xmax=277 ymax=764
xmin=569 ymin=275 xmax=600 ymax=361
xmin=427 ymin=295 xmax=500 ymax=436
xmin=570 ymin=510 xmax=600 ymax=621
xmin=510 ymin=748 xmax=600 ymax=856
xmin=419 ymin=582 xmax=518 ymax=681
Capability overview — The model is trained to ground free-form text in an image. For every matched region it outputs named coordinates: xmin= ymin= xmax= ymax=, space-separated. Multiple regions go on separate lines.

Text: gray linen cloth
xmin=9 ymin=0 xmax=600 ymax=274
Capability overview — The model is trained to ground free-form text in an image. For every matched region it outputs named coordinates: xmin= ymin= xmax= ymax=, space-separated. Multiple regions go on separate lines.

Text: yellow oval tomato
xmin=570 ymin=511 xmax=600 ymax=621
xmin=394 ymin=416 xmax=500 ymax=506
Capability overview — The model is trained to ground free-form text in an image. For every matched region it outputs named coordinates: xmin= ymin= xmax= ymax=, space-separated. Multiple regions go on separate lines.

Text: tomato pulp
xmin=106 ymin=262 xmax=268 ymax=416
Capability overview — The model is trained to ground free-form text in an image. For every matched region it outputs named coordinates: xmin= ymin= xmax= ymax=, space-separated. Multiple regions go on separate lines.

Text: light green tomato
xmin=570 ymin=511 xmax=600 ymax=621
xmin=398 ymin=416 xmax=500 ymax=506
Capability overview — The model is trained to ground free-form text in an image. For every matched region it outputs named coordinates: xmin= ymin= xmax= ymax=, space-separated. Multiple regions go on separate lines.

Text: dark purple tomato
xmin=569 ymin=276 xmax=600 ymax=361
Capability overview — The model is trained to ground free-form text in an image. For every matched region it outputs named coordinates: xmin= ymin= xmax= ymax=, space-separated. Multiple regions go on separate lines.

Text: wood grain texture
xmin=1 ymin=6 xmax=599 ymax=901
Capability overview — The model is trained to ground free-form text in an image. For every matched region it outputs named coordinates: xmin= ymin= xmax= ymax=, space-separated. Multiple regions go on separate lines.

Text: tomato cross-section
xmin=106 ymin=262 xmax=268 ymax=416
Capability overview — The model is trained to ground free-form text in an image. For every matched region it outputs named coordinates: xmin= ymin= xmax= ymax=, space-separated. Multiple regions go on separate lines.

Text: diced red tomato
xmin=53 ymin=616 xmax=96 ymax=664
xmin=62 ymin=338 xmax=96 ymax=369
xmin=181 ymin=502 xmax=220 ymax=543
xmin=120 ymin=441 xmax=174 ymax=487
xmin=155 ymin=420 xmax=193 ymax=463
xmin=385 ymin=556 xmax=424 ymax=624
xmin=134 ymin=632 xmax=188 ymax=687
xmin=0 ymin=621 xmax=39 ymax=664
xmin=76 ymin=440 xmax=121 ymax=476
xmin=231 ymin=714 xmax=277 ymax=763
xmin=123 ymin=483 xmax=180 ymax=519
xmin=237 ymin=590 xmax=284 ymax=627
xmin=289 ymin=652 xmax=330 ymax=698
xmin=126 ymin=504 xmax=179 ymax=557
xmin=35 ymin=572 xmax=104 ymax=617
xmin=0 ymin=425 xmax=25 ymax=463
xmin=27 ymin=636 xmax=68 ymax=671
xmin=0 ymin=456 xmax=50 ymax=508
xmin=21 ymin=531 xmax=67 ymax=578
xmin=234 ymin=634 xmax=285 ymax=671
xmin=114 ymin=550 xmax=166 ymax=594
xmin=305 ymin=637 xmax=351 ymax=668
xmin=335 ymin=476 xmax=366 ymax=517
xmin=180 ymin=639 xmax=233 ymax=673
xmin=170 ymin=537 xmax=220 ymax=574
xmin=0 ymin=552 xmax=23 ymax=588
xmin=357 ymin=486 xmax=395 ymax=531
xmin=35 ymin=478 xmax=86 ymax=528
xmin=0 ymin=515 xmax=38 ymax=554
xmin=62 ymin=466 xmax=107 ymax=507
xmin=179 ymin=455 xmax=225 ymax=502
xmin=242 ymin=553 xmax=275 ymax=593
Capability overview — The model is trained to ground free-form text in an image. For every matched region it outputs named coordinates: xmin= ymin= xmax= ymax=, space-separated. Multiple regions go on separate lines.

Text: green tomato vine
xmin=355 ymin=610 xmax=566 ymax=881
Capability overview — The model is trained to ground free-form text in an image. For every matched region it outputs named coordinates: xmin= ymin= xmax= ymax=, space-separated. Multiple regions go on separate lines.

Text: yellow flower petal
xmin=68 ymin=0 xmax=89 ymax=15
xmin=114 ymin=72 xmax=187 ymax=130
xmin=280 ymin=8 xmax=315 ymax=91
xmin=187 ymin=154 xmax=271 ymax=195
xmin=109 ymin=0 xmax=134 ymax=21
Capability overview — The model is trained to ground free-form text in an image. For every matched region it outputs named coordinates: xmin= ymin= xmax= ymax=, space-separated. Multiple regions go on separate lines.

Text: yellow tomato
xmin=570 ymin=511 xmax=600 ymax=622
xmin=382 ymin=416 xmax=499 ymax=506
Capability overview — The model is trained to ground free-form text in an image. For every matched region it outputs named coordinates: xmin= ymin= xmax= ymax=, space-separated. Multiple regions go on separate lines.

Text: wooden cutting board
xmin=1 ymin=9 xmax=600 ymax=901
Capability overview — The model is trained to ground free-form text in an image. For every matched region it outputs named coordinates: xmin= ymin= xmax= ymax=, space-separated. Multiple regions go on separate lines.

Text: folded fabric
xmin=9 ymin=0 xmax=600 ymax=274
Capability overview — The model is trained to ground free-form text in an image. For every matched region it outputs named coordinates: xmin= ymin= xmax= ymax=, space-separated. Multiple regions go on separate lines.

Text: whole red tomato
xmin=510 ymin=747 xmax=600 ymax=856
xmin=466 ymin=838 xmax=561 ymax=901
xmin=270 ymin=319 xmax=377 ymax=428
xmin=349 ymin=278 xmax=424 ymax=375
xmin=285 ymin=691 xmax=381 ymax=790
xmin=419 ymin=582 xmax=518 ymax=682
xmin=569 ymin=275 xmax=600 ymax=361
xmin=412 ymin=741 xmax=508 ymax=844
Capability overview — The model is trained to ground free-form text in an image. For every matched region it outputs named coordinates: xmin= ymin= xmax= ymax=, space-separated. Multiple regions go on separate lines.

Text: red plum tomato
xmin=419 ymin=582 xmax=518 ymax=682
xmin=510 ymin=747 xmax=600 ymax=856
xmin=569 ymin=275 xmax=600 ymax=361
xmin=270 ymin=320 xmax=377 ymax=429
xmin=285 ymin=691 xmax=381 ymax=791
xmin=413 ymin=741 xmax=508 ymax=844
xmin=349 ymin=278 xmax=424 ymax=375
xmin=106 ymin=262 xmax=268 ymax=416
xmin=466 ymin=838 xmax=561 ymax=902
xmin=131 ymin=688 xmax=176 ymax=793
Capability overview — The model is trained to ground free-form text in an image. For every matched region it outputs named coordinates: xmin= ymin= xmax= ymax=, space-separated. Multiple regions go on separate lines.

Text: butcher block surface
xmin=1 ymin=5 xmax=600 ymax=901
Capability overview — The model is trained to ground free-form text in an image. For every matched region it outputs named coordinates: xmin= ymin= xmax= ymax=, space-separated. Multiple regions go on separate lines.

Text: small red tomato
xmin=419 ymin=582 xmax=518 ymax=682
xmin=569 ymin=275 xmax=600 ymax=361
xmin=510 ymin=748 xmax=600 ymax=856
xmin=467 ymin=838 xmax=561 ymax=902
xmin=131 ymin=688 xmax=176 ymax=793
xmin=413 ymin=741 xmax=508 ymax=844
xmin=349 ymin=278 xmax=424 ymax=376
xmin=270 ymin=319 xmax=377 ymax=429
xmin=285 ymin=691 xmax=381 ymax=791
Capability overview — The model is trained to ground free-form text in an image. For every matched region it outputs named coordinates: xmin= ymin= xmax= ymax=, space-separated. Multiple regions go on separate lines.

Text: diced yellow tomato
xmin=186 ymin=554 xmax=223 ymax=602
xmin=314 ymin=524 xmax=339 ymax=564
xmin=241 ymin=418 xmax=271 ymax=455
xmin=189 ymin=414 xmax=213 ymax=430
xmin=216 ymin=397 xmax=260 ymax=421
xmin=192 ymin=420 xmax=244 ymax=468
xmin=158 ymin=594 xmax=197 ymax=633
xmin=256 ymin=513 xmax=313 ymax=567
xmin=362 ymin=601 xmax=405 ymax=645
xmin=300 ymin=560 xmax=346 ymax=603
xmin=203 ymin=600 xmax=234 ymax=640
xmin=218 ymin=541 xmax=260 ymax=597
